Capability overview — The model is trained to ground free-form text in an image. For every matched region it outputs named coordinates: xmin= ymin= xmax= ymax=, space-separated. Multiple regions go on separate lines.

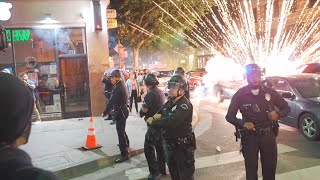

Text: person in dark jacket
xmin=139 ymin=74 xmax=167 ymax=180
xmin=102 ymin=69 xmax=115 ymax=124
xmin=225 ymin=64 xmax=290 ymax=180
xmin=148 ymin=75 xmax=195 ymax=180
xmin=0 ymin=72 xmax=59 ymax=180
xmin=104 ymin=69 xmax=130 ymax=163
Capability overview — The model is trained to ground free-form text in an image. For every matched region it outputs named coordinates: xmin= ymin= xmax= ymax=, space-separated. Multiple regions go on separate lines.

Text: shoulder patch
xmin=180 ymin=104 xmax=188 ymax=110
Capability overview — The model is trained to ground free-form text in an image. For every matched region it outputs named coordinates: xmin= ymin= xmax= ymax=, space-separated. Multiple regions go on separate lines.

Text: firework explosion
xmin=147 ymin=0 xmax=320 ymax=75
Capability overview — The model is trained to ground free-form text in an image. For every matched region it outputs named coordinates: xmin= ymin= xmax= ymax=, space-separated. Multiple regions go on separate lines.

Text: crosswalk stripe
xmin=259 ymin=165 xmax=320 ymax=180
xmin=125 ymin=144 xmax=297 ymax=180
xmin=195 ymin=144 xmax=297 ymax=169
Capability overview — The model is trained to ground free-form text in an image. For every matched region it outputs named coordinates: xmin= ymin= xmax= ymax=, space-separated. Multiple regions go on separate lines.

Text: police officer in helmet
xmin=226 ymin=64 xmax=290 ymax=180
xmin=148 ymin=75 xmax=195 ymax=180
xmin=139 ymin=73 xmax=167 ymax=180
xmin=104 ymin=69 xmax=130 ymax=163
xmin=0 ymin=72 xmax=59 ymax=179
xmin=174 ymin=67 xmax=190 ymax=99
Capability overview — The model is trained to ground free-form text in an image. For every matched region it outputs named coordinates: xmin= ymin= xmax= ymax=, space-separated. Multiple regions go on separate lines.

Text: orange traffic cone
xmin=82 ymin=117 xmax=102 ymax=150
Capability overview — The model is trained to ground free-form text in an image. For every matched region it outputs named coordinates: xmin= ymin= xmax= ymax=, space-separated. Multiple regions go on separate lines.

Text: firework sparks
xmin=126 ymin=0 xmax=320 ymax=76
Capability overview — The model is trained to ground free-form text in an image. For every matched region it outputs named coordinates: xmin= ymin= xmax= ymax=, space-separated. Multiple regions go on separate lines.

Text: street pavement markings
xmin=70 ymin=154 xmax=146 ymax=180
xmin=279 ymin=123 xmax=298 ymax=132
xmin=195 ymin=144 xmax=297 ymax=169
xmin=124 ymin=144 xmax=297 ymax=180
xmin=259 ymin=165 xmax=320 ymax=180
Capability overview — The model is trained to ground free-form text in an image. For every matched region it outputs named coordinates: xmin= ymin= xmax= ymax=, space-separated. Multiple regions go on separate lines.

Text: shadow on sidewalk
xmin=55 ymin=148 xmax=144 ymax=180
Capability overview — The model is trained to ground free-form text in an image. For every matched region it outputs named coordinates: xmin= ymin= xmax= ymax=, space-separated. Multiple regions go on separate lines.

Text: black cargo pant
xmin=164 ymin=143 xmax=195 ymax=180
xmin=144 ymin=127 xmax=166 ymax=175
xmin=241 ymin=132 xmax=277 ymax=180
xmin=115 ymin=108 xmax=130 ymax=156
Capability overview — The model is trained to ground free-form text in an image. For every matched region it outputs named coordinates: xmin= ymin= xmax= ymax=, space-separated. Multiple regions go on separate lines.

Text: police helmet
xmin=144 ymin=73 xmax=159 ymax=86
xmin=167 ymin=75 xmax=188 ymax=91
xmin=0 ymin=72 xmax=34 ymax=143
xmin=174 ymin=67 xmax=185 ymax=75
xmin=110 ymin=69 xmax=122 ymax=78
xmin=244 ymin=64 xmax=261 ymax=74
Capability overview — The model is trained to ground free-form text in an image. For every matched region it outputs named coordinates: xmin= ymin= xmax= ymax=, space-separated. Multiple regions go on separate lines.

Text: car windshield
xmin=294 ymin=79 xmax=320 ymax=98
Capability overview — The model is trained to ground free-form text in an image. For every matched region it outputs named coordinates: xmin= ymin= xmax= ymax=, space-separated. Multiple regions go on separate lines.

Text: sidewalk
xmin=20 ymin=100 xmax=207 ymax=179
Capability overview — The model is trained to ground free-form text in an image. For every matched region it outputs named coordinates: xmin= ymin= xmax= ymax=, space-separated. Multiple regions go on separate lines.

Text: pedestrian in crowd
xmin=139 ymin=74 xmax=167 ymax=180
xmin=19 ymin=72 xmax=41 ymax=125
xmin=104 ymin=69 xmax=130 ymax=163
xmin=148 ymin=75 xmax=196 ymax=180
xmin=126 ymin=71 xmax=140 ymax=114
xmin=139 ymin=69 xmax=149 ymax=101
xmin=0 ymin=72 xmax=59 ymax=180
xmin=225 ymin=63 xmax=290 ymax=180
xmin=174 ymin=67 xmax=190 ymax=99
xmin=101 ymin=69 xmax=115 ymax=124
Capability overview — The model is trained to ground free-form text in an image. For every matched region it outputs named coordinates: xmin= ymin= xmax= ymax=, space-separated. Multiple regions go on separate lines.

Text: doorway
xmin=59 ymin=55 xmax=90 ymax=118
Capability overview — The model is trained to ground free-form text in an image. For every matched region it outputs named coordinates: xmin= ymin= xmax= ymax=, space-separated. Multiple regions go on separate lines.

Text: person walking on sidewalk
xmin=102 ymin=69 xmax=115 ymax=124
xmin=0 ymin=72 xmax=59 ymax=180
xmin=19 ymin=73 xmax=41 ymax=124
xmin=226 ymin=64 xmax=290 ymax=180
xmin=139 ymin=74 xmax=167 ymax=180
xmin=126 ymin=71 xmax=140 ymax=114
xmin=104 ymin=69 xmax=130 ymax=163
xmin=148 ymin=75 xmax=196 ymax=180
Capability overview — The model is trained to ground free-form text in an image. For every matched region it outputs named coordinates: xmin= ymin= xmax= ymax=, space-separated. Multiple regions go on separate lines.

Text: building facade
xmin=0 ymin=0 xmax=110 ymax=119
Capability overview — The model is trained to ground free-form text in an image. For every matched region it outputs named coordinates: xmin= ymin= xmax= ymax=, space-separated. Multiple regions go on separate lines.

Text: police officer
xmin=139 ymin=74 xmax=167 ymax=180
xmin=225 ymin=64 xmax=290 ymax=180
xmin=148 ymin=75 xmax=195 ymax=180
xmin=102 ymin=69 xmax=114 ymax=122
xmin=104 ymin=69 xmax=130 ymax=163
xmin=0 ymin=72 xmax=59 ymax=179
xmin=174 ymin=67 xmax=190 ymax=99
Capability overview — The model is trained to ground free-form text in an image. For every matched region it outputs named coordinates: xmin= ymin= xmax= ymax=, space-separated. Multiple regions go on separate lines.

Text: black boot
xmin=105 ymin=115 xmax=113 ymax=120
xmin=147 ymin=172 xmax=161 ymax=180
xmin=115 ymin=155 xmax=129 ymax=163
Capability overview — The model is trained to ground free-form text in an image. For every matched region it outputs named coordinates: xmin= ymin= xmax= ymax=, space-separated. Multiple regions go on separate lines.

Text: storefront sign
xmin=107 ymin=9 xmax=117 ymax=19
xmin=6 ymin=29 xmax=31 ymax=42
xmin=107 ymin=19 xmax=117 ymax=29
xmin=0 ymin=2 xmax=12 ymax=21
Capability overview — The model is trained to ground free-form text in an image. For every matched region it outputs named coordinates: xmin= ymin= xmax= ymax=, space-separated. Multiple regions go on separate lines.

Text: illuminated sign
xmin=0 ymin=2 xmax=12 ymax=21
xmin=6 ymin=29 xmax=31 ymax=42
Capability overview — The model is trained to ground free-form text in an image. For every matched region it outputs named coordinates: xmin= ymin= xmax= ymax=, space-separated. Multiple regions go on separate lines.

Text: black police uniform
xmin=102 ymin=75 xmax=114 ymax=117
xmin=142 ymin=86 xmax=167 ymax=176
xmin=226 ymin=85 xmax=290 ymax=180
xmin=151 ymin=96 xmax=195 ymax=180
xmin=105 ymin=80 xmax=130 ymax=157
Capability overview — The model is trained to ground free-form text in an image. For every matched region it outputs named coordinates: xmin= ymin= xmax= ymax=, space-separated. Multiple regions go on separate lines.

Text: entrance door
xmin=59 ymin=55 xmax=90 ymax=118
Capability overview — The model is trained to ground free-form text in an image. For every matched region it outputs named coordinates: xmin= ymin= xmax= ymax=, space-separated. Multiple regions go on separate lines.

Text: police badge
xmin=265 ymin=93 xmax=271 ymax=101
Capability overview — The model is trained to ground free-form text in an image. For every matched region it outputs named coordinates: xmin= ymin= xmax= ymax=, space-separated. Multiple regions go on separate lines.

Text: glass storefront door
xmin=59 ymin=55 xmax=90 ymax=118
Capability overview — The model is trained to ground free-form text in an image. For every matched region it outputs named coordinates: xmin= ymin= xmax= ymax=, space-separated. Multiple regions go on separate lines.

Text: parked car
xmin=265 ymin=74 xmax=320 ymax=141
xmin=186 ymin=70 xmax=207 ymax=90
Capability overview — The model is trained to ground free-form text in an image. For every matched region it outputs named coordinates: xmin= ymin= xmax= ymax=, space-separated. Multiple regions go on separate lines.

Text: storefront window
xmin=0 ymin=27 xmax=88 ymax=118
xmin=0 ymin=30 xmax=14 ymax=72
